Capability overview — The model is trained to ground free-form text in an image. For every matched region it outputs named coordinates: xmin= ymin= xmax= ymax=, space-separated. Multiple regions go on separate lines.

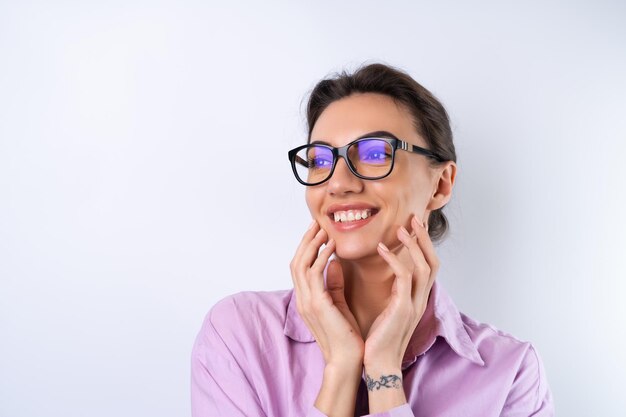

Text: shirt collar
xmin=284 ymin=277 xmax=485 ymax=368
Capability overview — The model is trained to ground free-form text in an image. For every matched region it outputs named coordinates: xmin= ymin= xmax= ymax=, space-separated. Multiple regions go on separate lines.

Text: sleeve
xmin=361 ymin=404 xmax=415 ymax=417
xmin=309 ymin=404 xmax=414 ymax=417
xmin=499 ymin=344 xmax=555 ymax=417
xmin=191 ymin=307 xmax=328 ymax=417
xmin=190 ymin=310 xmax=267 ymax=417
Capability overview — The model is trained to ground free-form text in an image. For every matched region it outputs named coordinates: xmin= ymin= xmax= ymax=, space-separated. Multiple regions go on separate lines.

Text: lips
xmin=325 ymin=202 xmax=380 ymax=231
xmin=333 ymin=208 xmax=372 ymax=223
xmin=326 ymin=203 xmax=379 ymax=217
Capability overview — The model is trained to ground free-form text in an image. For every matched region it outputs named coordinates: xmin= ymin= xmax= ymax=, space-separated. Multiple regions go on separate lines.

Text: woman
xmin=191 ymin=63 xmax=555 ymax=417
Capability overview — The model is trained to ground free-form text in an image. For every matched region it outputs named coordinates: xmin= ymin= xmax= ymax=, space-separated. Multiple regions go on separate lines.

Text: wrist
xmin=363 ymin=365 xmax=403 ymax=391
xmin=363 ymin=359 xmax=402 ymax=373
xmin=363 ymin=348 xmax=403 ymax=370
xmin=325 ymin=360 xmax=363 ymax=377
xmin=364 ymin=367 xmax=406 ymax=414
xmin=316 ymin=363 xmax=362 ymax=417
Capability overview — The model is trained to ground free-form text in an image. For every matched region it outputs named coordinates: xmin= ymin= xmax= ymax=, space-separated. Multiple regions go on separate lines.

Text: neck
xmin=338 ymin=241 xmax=413 ymax=339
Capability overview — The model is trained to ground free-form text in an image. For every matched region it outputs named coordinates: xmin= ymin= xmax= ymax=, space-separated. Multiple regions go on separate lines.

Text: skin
xmin=289 ymin=92 xmax=457 ymax=416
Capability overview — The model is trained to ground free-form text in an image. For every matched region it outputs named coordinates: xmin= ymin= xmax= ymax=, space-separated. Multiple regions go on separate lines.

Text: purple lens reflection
xmin=354 ymin=139 xmax=392 ymax=166
xmin=307 ymin=146 xmax=333 ymax=169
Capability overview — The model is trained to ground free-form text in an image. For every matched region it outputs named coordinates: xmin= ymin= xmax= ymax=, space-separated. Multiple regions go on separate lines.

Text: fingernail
xmin=400 ymin=226 xmax=410 ymax=237
xmin=412 ymin=216 xmax=423 ymax=228
xmin=378 ymin=242 xmax=389 ymax=252
xmin=308 ymin=220 xmax=316 ymax=230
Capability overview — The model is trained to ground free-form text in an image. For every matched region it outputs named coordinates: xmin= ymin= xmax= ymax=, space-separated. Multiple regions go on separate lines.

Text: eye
xmin=310 ymin=156 xmax=333 ymax=168
xmin=354 ymin=139 xmax=393 ymax=165
xmin=363 ymin=149 xmax=390 ymax=161
xmin=360 ymin=147 xmax=392 ymax=164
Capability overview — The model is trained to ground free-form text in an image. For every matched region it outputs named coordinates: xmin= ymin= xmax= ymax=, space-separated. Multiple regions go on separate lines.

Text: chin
xmin=333 ymin=240 xmax=377 ymax=261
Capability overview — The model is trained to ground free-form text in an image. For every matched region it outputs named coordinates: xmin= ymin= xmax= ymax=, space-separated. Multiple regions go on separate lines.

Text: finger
xmin=292 ymin=226 xmax=326 ymax=290
xmin=299 ymin=227 xmax=329 ymax=271
xmin=377 ymin=242 xmax=413 ymax=303
xmin=411 ymin=216 xmax=440 ymax=284
xmin=291 ymin=221 xmax=321 ymax=301
xmin=295 ymin=228 xmax=330 ymax=309
xmin=397 ymin=226 xmax=433 ymax=304
xmin=292 ymin=220 xmax=321 ymax=271
xmin=397 ymin=226 xmax=429 ymax=293
xmin=325 ymin=259 xmax=347 ymax=306
xmin=410 ymin=216 xmax=439 ymax=310
xmin=309 ymin=238 xmax=335 ymax=296
xmin=291 ymin=220 xmax=318 ymax=284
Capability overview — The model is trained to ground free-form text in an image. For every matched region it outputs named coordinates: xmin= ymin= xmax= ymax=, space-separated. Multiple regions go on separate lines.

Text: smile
xmin=328 ymin=208 xmax=379 ymax=232
xmin=333 ymin=209 xmax=372 ymax=223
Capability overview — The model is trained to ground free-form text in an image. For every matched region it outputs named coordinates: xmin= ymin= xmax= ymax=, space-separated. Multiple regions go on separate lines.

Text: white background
xmin=1 ymin=1 xmax=625 ymax=416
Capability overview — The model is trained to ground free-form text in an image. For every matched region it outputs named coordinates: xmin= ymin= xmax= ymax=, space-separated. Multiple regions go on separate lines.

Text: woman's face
xmin=305 ymin=92 xmax=455 ymax=260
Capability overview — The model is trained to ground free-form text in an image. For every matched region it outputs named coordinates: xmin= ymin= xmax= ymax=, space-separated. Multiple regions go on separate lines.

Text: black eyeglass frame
xmin=287 ymin=137 xmax=445 ymax=186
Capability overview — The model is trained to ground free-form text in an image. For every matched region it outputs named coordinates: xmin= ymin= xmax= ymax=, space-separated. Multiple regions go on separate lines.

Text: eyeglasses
xmin=287 ymin=136 xmax=444 ymax=186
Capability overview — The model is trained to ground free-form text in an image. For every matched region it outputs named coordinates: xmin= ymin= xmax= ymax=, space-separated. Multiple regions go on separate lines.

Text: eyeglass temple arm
xmin=400 ymin=141 xmax=445 ymax=162
xmin=293 ymin=154 xmax=309 ymax=168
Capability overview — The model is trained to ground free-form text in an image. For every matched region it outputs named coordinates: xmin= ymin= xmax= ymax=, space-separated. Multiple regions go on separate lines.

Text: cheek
xmin=399 ymin=183 xmax=432 ymax=223
xmin=385 ymin=183 xmax=423 ymax=223
xmin=401 ymin=168 xmax=431 ymax=205
xmin=304 ymin=189 xmax=321 ymax=216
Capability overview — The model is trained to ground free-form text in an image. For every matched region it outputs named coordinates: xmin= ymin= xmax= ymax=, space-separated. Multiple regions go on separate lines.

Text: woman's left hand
xmin=363 ymin=213 xmax=440 ymax=371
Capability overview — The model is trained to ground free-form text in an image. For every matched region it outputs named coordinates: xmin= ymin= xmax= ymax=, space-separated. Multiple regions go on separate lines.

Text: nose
xmin=326 ymin=156 xmax=363 ymax=195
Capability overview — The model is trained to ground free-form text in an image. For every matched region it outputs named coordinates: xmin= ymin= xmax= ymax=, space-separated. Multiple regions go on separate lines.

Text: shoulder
xmin=460 ymin=312 xmax=531 ymax=351
xmin=460 ymin=311 xmax=538 ymax=366
xmin=208 ymin=289 xmax=292 ymax=328
xmin=459 ymin=312 xmax=553 ymax=411
xmin=196 ymin=289 xmax=294 ymax=358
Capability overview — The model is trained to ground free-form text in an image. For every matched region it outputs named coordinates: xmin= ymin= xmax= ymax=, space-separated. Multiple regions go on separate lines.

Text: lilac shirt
xmin=191 ymin=279 xmax=554 ymax=416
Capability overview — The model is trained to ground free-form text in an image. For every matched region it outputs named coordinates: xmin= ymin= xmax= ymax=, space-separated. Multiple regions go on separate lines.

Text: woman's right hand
xmin=289 ymin=220 xmax=365 ymax=370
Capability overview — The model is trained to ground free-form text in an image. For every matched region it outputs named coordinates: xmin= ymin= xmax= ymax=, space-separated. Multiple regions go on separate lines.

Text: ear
xmin=426 ymin=161 xmax=457 ymax=211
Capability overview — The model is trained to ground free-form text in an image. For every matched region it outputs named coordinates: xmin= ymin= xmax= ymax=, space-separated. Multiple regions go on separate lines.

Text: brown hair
xmin=304 ymin=62 xmax=457 ymax=243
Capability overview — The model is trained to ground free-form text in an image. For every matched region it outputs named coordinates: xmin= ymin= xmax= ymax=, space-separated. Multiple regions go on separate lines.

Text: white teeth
xmin=332 ymin=209 xmax=373 ymax=223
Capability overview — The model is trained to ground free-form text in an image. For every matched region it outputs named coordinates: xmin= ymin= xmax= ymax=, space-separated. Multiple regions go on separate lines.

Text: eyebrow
xmin=310 ymin=130 xmax=400 ymax=146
